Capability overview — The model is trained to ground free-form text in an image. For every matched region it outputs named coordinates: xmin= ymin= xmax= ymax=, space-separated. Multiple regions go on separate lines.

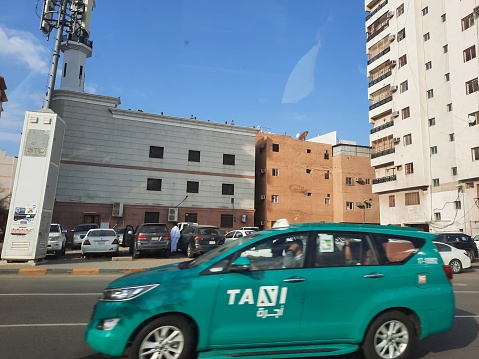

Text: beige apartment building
xmin=366 ymin=0 xmax=479 ymax=235
xmin=0 ymin=150 xmax=17 ymax=231
xmin=255 ymin=132 xmax=379 ymax=228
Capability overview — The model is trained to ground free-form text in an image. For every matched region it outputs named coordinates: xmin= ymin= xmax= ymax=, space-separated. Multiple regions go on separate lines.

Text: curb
xmin=0 ymin=268 xmax=149 ymax=275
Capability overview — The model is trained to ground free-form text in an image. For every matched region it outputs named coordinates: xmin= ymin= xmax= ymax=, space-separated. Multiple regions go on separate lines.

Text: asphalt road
xmin=0 ymin=270 xmax=478 ymax=359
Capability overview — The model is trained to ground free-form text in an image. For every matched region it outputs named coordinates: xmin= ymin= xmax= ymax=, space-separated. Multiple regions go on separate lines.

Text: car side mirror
xmin=231 ymin=257 xmax=252 ymax=272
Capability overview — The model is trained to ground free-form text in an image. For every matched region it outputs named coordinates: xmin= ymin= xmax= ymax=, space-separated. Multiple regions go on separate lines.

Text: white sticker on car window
xmin=318 ymin=234 xmax=334 ymax=253
xmin=417 ymin=258 xmax=439 ymax=265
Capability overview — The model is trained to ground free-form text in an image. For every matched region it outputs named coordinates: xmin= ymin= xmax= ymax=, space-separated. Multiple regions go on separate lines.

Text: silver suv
xmin=47 ymin=223 xmax=67 ymax=257
xmin=72 ymin=223 xmax=99 ymax=249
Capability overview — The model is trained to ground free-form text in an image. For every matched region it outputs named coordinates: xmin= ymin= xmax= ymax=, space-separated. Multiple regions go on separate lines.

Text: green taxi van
xmin=85 ymin=220 xmax=455 ymax=359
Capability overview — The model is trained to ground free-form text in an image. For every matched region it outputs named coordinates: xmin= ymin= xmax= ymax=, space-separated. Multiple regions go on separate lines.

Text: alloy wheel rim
xmin=139 ymin=325 xmax=184 ymax=359
xmin=450 ymin=260 xmax=461 ymax=273
xmin=374 ymin=319 xmax=409 ymax=359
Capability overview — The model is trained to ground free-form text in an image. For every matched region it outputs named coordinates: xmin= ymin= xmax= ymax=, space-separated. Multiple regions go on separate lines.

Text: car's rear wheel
xmin=449 ymin=259 xmax=462 ymax=273
xmin=187 ymin=243 xmax=195 ymax=258
xmin=362 ymin=310 xmax=415 ymax=359
xmin=130 ymin=315 xmax=197 ymax=359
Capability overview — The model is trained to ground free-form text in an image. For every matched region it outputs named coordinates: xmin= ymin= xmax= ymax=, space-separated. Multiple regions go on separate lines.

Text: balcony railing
xmin=61 ymin=33 xmax=93 ymax=49
xmin=369 ymin=96 xmax=392 ymax=111
xmin=372 ymin=174 xmax=396 ymax=184
xmin=367 ymin=23 xmax=389 ymax=42
xmin=369 ymin=71 xmax=392 ymax=87
xmin=371 ymin=147 xmax=395 ymax=159
xmin=366 ymin=0 xmax=389 ymax=21
xmin=368 ymin=46 xmax=390 ymax=65
xmin=370 ymin=120 xmax=394 ymax=134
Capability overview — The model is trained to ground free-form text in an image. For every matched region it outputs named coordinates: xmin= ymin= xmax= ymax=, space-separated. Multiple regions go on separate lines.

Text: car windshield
xmin=180 ymin=232 xmax=262 ymax=269
xmin=199 ymin=227 xmax=220 ymax=235
xmin=49 ymin=224 xmax=60 ymax=233
xmin=76 ymin=224 xmax=98 ymax=232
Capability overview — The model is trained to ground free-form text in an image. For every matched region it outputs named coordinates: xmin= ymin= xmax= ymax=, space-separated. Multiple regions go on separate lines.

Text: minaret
xmin=59 ymin=0 xmax=96 ymax=92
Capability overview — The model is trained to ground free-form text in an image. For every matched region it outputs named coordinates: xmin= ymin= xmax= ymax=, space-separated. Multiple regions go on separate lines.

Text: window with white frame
xmin=472 ymin=146 xmax=479 ymax=161
xmin=433 ymin=178 xmax=439 ymax=187
xmin=455 ymin=201 xmax=462 ymax=210
xmin=272 ymin=168 xmax=279 ymax=176
xmin=462 ymin=13 xmax=474 ymax=31
xmin=400 ymin=80 xmax=408 ymax=93
xmin=447 ymin=103 xmax=453 ymax=112
xmin=402 ymin=106 xmax=410 ymax=119
xmin=398 ymin=54 xmax=407 ymax=68
xmin=346 ymin=202 xmax=354 ymax=210
xmin=403 ymin=134 xmax=412 ymax=145
xmin=449 ymin=133 xmax=455 ymax=142
xmin=425 ymin=61 xmax=432 ymax=70
xmin=466 ymin=78 xmax=479 ymax=95
xmin=405 ymin=192 xmax=420 ymax=205
xmin=445 ymin=73 xmax=450 ymax=82
xmin=443 ymin=44 xmax=448 ymax=53
xmin=423 ymin=32 xmax=430 ymax=41
xmin=427 ymin=89 xmax=434 ymax=98
xmin=325 ymin=198 xmax=331 ymax=205
xmin=428 ymin=117 xmax=435 ymax=126
xmin=397 ymin=28 xmax=406 ymax=41
xmin=389 ymin=195 xmax=395 ymax=207
xmin=430 ymin=146 xmax=438 ymax=155
xmin=346 ymin=177 xmax=353 ymax=185
xmin=441 ymin=13 xmax=446 ymax=22
xmin=405 ymin=162 xmax=414 ymax=174
xmin=434 ymin=212 xmax=441 ymax=221
xmin=463 ymin=45 xmax=476 ymax=62
xmin=271 ymin=195 xmax=279 ymax=203
xmin=451 ymin=167 xmax=457 ymax=176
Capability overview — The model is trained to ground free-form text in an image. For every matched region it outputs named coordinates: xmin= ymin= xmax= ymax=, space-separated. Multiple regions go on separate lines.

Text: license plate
xmin=209 ymin=240 xmax=215 ymax=244
xmin=151 ymin=237 xmax=159 ymax=240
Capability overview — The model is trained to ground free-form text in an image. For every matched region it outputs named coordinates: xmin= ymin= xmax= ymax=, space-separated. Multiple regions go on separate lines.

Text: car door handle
xmin=364 ymin=273 xmax=384 ymax=278
xmin=283 ymin=277 xmax=305 ymax=283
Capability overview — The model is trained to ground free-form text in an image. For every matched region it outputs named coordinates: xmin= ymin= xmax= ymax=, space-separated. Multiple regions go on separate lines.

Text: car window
xmin=225 ymin=232 xmax=235 ymax=238
xmin=434 ymin=242 xmax=451 ymax=252
xmin=142 ymin=225 xmax=168 ymax=233
xmin=88 ymin=230 xmax=115 ymax=237
xmin=313 ymin=232 xmax=374 ymax=267
xmin=371 ymin=234 xmax=422 ymax=265
xmin=237 ymin=233 xmax=309 ymax=271
xmin=76 ymin=224 xmax=99 ymax=231
xmin=49 ymin=224 xmax=60 ymax=232
xmin=199 ymin=227 xmax=220 ymax=235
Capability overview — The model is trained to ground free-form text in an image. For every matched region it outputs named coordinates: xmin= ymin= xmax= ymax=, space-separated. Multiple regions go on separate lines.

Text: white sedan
xmin=224 ymin=229 xmax=256 ymax=244
xmin=434 ymin=241 xmax=471 ymax=274
xmin=81 ymin=229 xmax=119 ymax=257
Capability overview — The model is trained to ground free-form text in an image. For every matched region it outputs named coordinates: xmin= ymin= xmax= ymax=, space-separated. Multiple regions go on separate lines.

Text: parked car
xmin=224 ymin=229 xmax=256 ymax=244
xmin=474 ymin=234 xmax=479 ymax=246
xmin=46 ymin=223 xmax=67 ymax=257
xmin=86 ymin=220 xmax=455 ymax=359
xmin=116 ymin=227 xmax=126 ymax=245
xmin=433 ymin=232 xmax=478 ymax=261
xmin=177 ymin=222 xmax=197 ymax=232
xmin=0 ymin=228 xmax=4 ymax=242
xmin=123 ymin=223 xmax=171 ymax=258
xmin=240 ymin=226 xmax=259 ymax=231
xmin=81 ymin=228 xmax=119 ymax=257
xmin=72 ymin=223 xmax=100 ymax=249
xmin=434 ymin=241 xmax=471 ymax=273
xmin=178 ymin=224 xmax=225 ymax=258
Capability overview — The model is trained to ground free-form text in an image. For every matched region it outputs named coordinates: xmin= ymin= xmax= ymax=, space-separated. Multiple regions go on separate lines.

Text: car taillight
xmin=138 ymin=234 xmax=147 ymax=241
xmin=83 ymin=239 xmax=91 ymax=245
xmin=164 ymin=233 xmax=171 ymax=240
xmin=194 ymin=236 xmax=203 ymax=241
xmin=464 ymin=251 xmax=470 ymax=258
xmin=442 ymin=265 xmax=453 ymax=280
xmin=112 ymin=239 xmax=119 ymax=244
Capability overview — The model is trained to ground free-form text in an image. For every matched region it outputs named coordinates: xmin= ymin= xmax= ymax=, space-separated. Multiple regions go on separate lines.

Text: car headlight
xmin=99 ymin=284 xmax=159 ymax=301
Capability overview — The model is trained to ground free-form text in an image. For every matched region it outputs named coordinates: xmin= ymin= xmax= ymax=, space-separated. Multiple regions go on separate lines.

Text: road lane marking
xmin=455 ymin=315 xmax=479 ymax=318
xmin=0 ymin=323 xmax=88 ymax=328
xmin=454 ymin=291 xmax=479 ymax=294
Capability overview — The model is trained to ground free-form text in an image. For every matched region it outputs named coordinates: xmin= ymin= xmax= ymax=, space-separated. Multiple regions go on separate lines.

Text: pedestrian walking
xmin=170 ymin=222 xmax=180 ymax=254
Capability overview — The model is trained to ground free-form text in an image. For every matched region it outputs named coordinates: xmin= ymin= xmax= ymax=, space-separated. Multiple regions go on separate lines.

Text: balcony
xmin=368 ymin=47 xmax=390 ymax=65
xmin=372 ymin=174 xmax=397 ymax=184
xmin=369 ymin=70 xmax=392 ymax=87
xmin=367 ymin=23 xmax=389 ymax=42
xmin=370 ymin=120 xmax=394 ymax=134
xmin=371 ymin=147 xmax=395 ymax=159
xmin=61 ymin=33 xmax=93 ymax=49
xmin=366 ymin=0 xmax=389 ymax=21
xmin=369 ymin=96 xmax=392 ymax=111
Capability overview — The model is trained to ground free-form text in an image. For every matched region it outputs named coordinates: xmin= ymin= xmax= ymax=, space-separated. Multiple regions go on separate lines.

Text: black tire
xmin=449 ymin=259 xmax=462 ymax=274
xmin=362 ymin=310 xmax=416 ymax=359
xmin=130 ymin=315 xmax=197 ymax=359
xmin=187 ymin=243 xmax=195 ymax=258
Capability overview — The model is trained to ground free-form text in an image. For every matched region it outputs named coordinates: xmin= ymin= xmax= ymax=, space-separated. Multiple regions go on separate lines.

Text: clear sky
xmin=0 ymin=0 xmax=370 ymax=157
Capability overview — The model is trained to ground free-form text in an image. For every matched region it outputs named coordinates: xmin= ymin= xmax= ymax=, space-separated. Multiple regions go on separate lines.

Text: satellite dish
xmin=295 ymin=133 xmax=300 ymax=139
xmin=298 ymin=131 xmax=309 ymax=141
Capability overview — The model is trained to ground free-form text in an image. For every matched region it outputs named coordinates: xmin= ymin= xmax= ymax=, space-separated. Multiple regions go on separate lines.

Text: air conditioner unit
xmin=388 ymin=34 xmax=395 ymax=42
xmin=393 ymin=137 xmax=401 ymax=144
xmin=168 ymin=208 xmax=178 ymax=222
xmin=355 ymin=177 xmax=363 ymax=183
xmin=387 ymin=10 xmax=394 ymax=18
xmin=392 ymin=111 xmax=399 ymax=117
xmin=241 ymin=214 xmax=247 ymax=223
xmin=260 ymin=168 xmax=266 ymax=174
xmin=260 ymin=195 xmax=266 ymax=200
xmin=474 ymin=6 xmax=479 ymax=15
xmin=112 ymin=202 xmax=123 ymax=217
xmin=356 ymin=202 xmax=365 ymax=208
xmin=260 ymin=220 xmax=265 ymax=225
xmin=390 ymin=60 xmax=397 ymax=67
xmin=390 ymin=85 xmax=398 ymax=92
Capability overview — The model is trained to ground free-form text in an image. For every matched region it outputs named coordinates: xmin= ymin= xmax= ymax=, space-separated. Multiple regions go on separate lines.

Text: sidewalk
xmin=0 ymin=247 xmax=186 ymax=275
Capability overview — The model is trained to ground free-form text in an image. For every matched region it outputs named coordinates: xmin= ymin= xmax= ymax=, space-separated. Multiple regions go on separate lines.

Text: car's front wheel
xmin=449 ymin=259 xmax=462 ymax=273
xmin=130 ymin=315 xmax=197 ymax=359
xmin=362 ymin=310 xmax=416 ymax=359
